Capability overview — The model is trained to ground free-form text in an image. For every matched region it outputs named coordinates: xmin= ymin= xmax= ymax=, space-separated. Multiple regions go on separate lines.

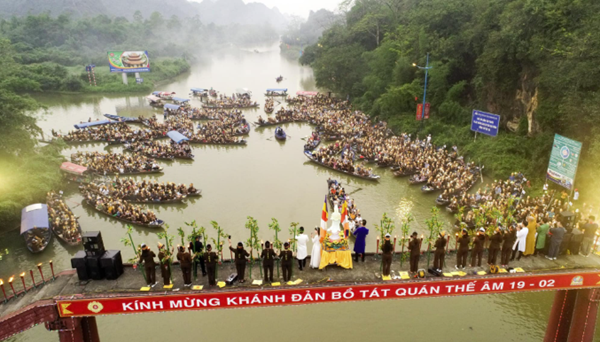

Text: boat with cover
xmin=147 ymin=95 xmax=164 ymax=108
xmin=104 ymin=114 xmax=141 ymax=123
xmin=265 ymin=88 xmax=288 ymax=97
xmin=74 ymin=120 xmax=119 ymax=129
xmin=304 ymin=151 xmax=380 ymax=181
xmin=275 ymin=127 xmax=287 ymax=141
xmin=21 ymin=204 xmax=52 ymax=253
xmin=152 ymin=91 xmax=176 ymax=100
xmin=60 ymin=162 xmax=91 ymax=183
xmin=191 ymin=88 xmax=208 ymax=97
xmin=172 ymin=97 xmax=190 ymax=105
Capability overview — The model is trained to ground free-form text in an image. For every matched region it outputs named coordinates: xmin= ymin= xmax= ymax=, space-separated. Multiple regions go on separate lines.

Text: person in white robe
xmin=310 ymin=227 xmax=322 ymax=268
xmin=295 ymin=226 xmax=309 ymax=270
xmin=511 ymin=223 xmax=529 ymax=261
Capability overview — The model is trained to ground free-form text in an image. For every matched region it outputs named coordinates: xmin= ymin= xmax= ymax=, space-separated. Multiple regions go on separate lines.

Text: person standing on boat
xmin=229 ymin=240 xmax=250 ymax=283
xmin=176 ymin=245 xmax=192 ymax=286
xmin=295 ymin=227 xmax=309 ymax=270
xmin=353 ymin=219 xmax=369 ymax=262
xmin=139 ymin=243 xmax=158 ymax=287
xmin=204 ymin=244 xmax=218 ymax=286
xmin=158 ymin=242 xmax=171 ymax=286
xmin=310 ymin=228 xmax=322 ymax=268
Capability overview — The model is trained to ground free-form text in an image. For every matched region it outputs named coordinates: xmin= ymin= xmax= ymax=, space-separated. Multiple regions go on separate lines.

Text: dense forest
xmin=280 ymin=9 xmax=339 ymax=59
xmin=300 ymin=0 xmax=600 ymax=202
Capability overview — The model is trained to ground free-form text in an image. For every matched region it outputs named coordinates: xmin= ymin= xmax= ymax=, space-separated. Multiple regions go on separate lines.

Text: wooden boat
xmin=409 ymin=175 xmax=427 ymax=185
xmin=84 ymin=200 xmax=165 ymax=228
xmin=233 ymin=123 xmax=250 ymax=136
xmin=48 ymin=197 xmax=83 ymax=246
xmin=125 ymin=196 xmax=186 ymax=204
xmin=421 ymin=184 xmax=438 ymax=193
xmin=275 ymin=128 xmax=287 ymax=141
xmin=21 ymin=204 xmax=52 ymax=253
xmin=303 ymin=138 xmax=321 ymax=151
xmin=264 ymin=106 xmax=274 ymax=114
xmin=393 ymin=170 xmax=416 ymax=177
xmin=276 ymin=76 xmax=283 ymax=83
xmin=188 ymin=139 xmax=247 ymax=146
xmin=265 ymin=88 xmax=287 ymax=96
xmin=90 ymin=167 xmax=164 ymax=176
xmin=104 ymin=114 xmax=141 ymax=123
xmin=209 ymin=89 xmax=218 ymax=97
xmin=189 ymin=114 xmax=219 ymax=120
xmin=123 ymin=147 xmax=175 ymax=161
xmin=202 ymin=103 xmax=259 ymax=109
xmin=253 ymin=120 xmax=294 ymax=128
xmin=304 ymin=151 xmax=380 ymax=181
xmin=435 ymin=197 xmax=450 ymax=206
xmin=190 ymin=88 xmax=208 ymax=97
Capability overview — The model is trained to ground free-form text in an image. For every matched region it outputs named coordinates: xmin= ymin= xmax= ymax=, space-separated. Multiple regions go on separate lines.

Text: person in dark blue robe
xmin=353 ymin=219 xmax=369 ymax=262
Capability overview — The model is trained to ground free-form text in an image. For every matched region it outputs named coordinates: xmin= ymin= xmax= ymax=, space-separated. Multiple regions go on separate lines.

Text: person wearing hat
xmin=279 ymin=242 xmax=294 ymax=282
xmin=261 ymin=241 xmax=277 ymax=282
xmin=177 ymin=245 xmax=192 ymax=286
xmin=470 ymin=228 xmax=486 ymax=267
xmin=501 ymin=225 xmax=516 ymax=267
xmin=157 ymin=242 xmax=172 ymax=286
xmin=228 ymin=239 xmax=250 ymax=283
xmin=381 ymin=233 xmax=393 ymax=277
xmin=408 ymin=232 xmax=421 ymax=274
xmin=433 ymin=231 xmax=446 ymax=272
xmin=456 ymin=229 xmax=470 ymax=270
xmin=204 ymin=244 xmax=218 ymax=286
xmin=487 ymin=227 xmax=503 ymax=265
xmin=138 ymin=243 xmax=158 ymax=287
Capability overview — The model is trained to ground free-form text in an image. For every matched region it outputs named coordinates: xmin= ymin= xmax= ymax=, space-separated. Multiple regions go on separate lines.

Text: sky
xmin=243 ymin=0 xmax=343 ymax=17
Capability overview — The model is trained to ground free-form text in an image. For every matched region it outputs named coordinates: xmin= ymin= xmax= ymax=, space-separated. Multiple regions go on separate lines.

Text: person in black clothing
xmin=261 ymin=241 xmax=277 ymax=282
xmin=204 ymin=244 xmax=218 ymax=286
xmin=381 ymin=233 xmax=393 ymax=277
xmin=280 ymin=242 xmax=293 ymax=282
xmin=188 ymin=236 xmax=206 ymax=277
xmin=501 ymin=226 xmax=516 ymax=267
xmin=433 ymin=231 xmax=446 ymax=272
xmin=139 ymin=243 xmax=158 ymax=287
xmin=229 ymin=240 xmax=250 ymax=283
xmin=487 ymin=228 xmax=503 ymax=265
xmin=581 ymin=216 xmax=598 ymax=256
xmin=471 ymin=228 xmax=485 ymax=267
xmin=176 ymin=245 xmax=192 ymax=286
xmin=408 ymin=232 xmax=421 ymax=274
xmin=456 ymin=229 xmax=470 ymax=269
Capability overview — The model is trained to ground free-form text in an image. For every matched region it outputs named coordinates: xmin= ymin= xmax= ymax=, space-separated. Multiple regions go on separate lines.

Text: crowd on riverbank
xmin=71 ymin=152 xmax=161 ymax=175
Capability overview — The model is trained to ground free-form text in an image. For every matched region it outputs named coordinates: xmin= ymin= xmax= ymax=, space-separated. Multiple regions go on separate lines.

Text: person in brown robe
xmin=381 ymin=234 xmax=393 ymax=276
xmin=229 ymin=240 xmax=250 ymax=283
xmin=487 ymin=228 xmax=503 ymax=265
xmin=501 ymin=226 xmax=516 ymax=267
xmin=433 ymin=231 xmax=447 ymax=272
xmin=261 ymin=241 xmax=277 ymax=282
xmin=279 ymin=242 xmax=294 ymax=282
xmin=138 ymin=243 xmax=157 ymax=287
xmin=204 ymin=244 xmax=218 ymax=286
xmin=471 ymin=228 xmax=485 ymax=267
xmin=157 ymin=242 xmax=171 ymax=286
xmin=177 ymin=245 xmax=192 ymax=286
xmin=456 ymin=229 xmax=470 ymax=269
xmin=408 ymin=232 xmax=421 ymax=274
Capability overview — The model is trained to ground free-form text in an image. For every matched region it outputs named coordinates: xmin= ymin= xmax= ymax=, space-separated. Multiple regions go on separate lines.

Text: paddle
xmin=266 ymin=136 xmax=274 ymax=141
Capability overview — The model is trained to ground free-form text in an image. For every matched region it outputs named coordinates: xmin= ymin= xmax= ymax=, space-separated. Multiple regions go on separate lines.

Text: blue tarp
xmin=20 ymin=204 xmax=49 ymax=234
xmin=167 ymin=131 xmax=189 ymax=144
xmin=152 ymin=91 xmax=161 ymax=95
xmin=172 ymin=97 xmax=190 ymax=103
xmin=266 ymin=88 xmax=288 ymax=92
xmin=164 ymin=104 xmax=181 ymax=110
xmin=74 ymin=120 xmax=116 ymax=129
xmin=190 ymin=88 xmax=206 ymax=92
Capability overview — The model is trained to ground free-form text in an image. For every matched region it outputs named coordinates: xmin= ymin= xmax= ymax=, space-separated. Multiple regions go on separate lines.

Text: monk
xmin=524 ymin=215 xmax=537 ymax=255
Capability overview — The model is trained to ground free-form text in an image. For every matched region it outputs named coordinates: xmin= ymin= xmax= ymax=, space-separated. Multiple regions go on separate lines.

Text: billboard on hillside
xmin=107 ymin=51 xmax=150 ymax=73
xmin=546 ymin=134 xmax=582 ymax=190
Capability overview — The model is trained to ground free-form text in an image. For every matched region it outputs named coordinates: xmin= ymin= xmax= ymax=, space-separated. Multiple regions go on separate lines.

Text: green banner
xmin=546 ymin=134 xmax=582 ymax=190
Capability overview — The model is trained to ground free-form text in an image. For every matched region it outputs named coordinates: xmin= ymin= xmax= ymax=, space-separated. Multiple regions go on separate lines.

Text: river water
xmin=2 ymin=42 xmax=598 ymax=341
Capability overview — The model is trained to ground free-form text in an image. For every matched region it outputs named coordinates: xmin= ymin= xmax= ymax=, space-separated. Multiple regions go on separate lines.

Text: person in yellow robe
xmin=524 ymin=215 xmax=537 ymax=255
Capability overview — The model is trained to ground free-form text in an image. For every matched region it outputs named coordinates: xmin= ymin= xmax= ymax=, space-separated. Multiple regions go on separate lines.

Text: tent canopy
xmin=164 ymin=104 xmax=181 ymax=110
xmin=296 ymin=91 xmax=318 ymax=96
xmin=20 ymin=204 xmax=49 ymax=234
xmin=167 ymin=131 xmax=189 ymax=144
xmin=74 ymin=120 xmax=116 ymax=129
xmin=191 ymin=88 xmax=206 ymax=92
xmin=60 ymin=162 xmax=87 ymax=175
xmin=172 ymin=97 xmax=190 ymax=103
xmin=146 ymin=95 xmax=162 ymax=102
xmin=266 ymin=88 xmax=288 ymax=92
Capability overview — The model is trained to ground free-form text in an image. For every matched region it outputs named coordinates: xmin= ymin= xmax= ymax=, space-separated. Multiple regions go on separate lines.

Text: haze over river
xmin=2 ymin=42 xmax=598 ymax=341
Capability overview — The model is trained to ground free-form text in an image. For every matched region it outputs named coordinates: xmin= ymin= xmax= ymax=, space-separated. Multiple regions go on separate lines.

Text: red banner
xmin=416 ymin=103 xmax=423 ymax=121
xmin=425 ymin=102 xmax=430 ymax=119
xmin=56 ymin=271 xmax=600 ymax=317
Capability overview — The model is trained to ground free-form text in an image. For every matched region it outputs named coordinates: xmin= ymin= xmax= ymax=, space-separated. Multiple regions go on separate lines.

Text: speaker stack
xmin=559 ymin=211 xmax=575 ymax=230
xmin=70 ymin=231 xmax=124 ymax=282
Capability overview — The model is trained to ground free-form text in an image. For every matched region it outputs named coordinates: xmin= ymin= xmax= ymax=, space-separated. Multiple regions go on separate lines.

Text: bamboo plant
xmin=398 ymin=213 xmax=413 ymax=268
xmin=245 ymin=216 xmax=261 ymax=278
xmin=120 ymin=224 xmax=146 ymax=282
xmin=425 ymin=207 xmax=444 ymax=268
xmin=374 ymin=212 xmax=395 ymax=271
xmin=157 ymin=224 xmax=175 ymax=283
xmin=288 ymin=222 xmax=299 ymax=279
xmin=268 ymin=218 xmax=282 ymax=278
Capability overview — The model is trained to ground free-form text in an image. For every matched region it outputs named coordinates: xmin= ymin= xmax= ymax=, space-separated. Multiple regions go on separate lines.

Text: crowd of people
xmin=82 ymin=189 xmax=162 ymax=226
xmin=264 ymin=98 xmax=274 ymax=113
xmin=82 ymin=178 xmax=199 ymax=203
xmin=71 ymin=152 xmax=162 ymax=175
xmin=47 ymin=191 xmax=81 ymax=244
xmin=204 ymin=93 xmax=258 ymax=109
xmin=126 ymin=140 xmax=194 ymax=160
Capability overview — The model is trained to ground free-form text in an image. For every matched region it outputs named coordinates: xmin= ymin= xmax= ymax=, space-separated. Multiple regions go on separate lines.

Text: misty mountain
xmin=0 ymin=0 xmax=288 ymax=29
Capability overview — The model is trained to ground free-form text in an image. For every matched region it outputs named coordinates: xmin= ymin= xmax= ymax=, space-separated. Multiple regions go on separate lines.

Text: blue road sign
xmin=471 ymin=110 xmax=500 ymax=137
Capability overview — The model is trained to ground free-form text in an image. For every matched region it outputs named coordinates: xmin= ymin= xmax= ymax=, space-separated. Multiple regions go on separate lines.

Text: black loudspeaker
xmin=86 ymin=254 xmax=104 ymax=280
xmin=83 ymin=231 xmax=105 ymax=257
xmin=427 ymin=267 xmax=442 ymax=276
xmin=559 ymin=211 xmax=575 ymax=230
xmin=71 ymin=250 xmax=89 ymax=281
xmin=101 ymin=250 xmax=124 ymax=280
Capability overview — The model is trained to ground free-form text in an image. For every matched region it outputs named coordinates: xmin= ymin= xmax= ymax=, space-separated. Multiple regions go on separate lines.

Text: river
xmin=2 ymin=42 xmax=598 ymax=341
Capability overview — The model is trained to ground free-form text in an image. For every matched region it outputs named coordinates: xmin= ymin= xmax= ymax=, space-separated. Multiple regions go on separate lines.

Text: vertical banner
xmin=546 ymin=134 xmax=582 ymax=190
xmin=416 ymin=103 xmax=423 ymax=121
xmin=424 ymin=103 xmax=430 ymax=119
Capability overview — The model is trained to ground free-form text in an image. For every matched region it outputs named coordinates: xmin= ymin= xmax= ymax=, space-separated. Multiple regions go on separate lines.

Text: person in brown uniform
xmin=139 ymin=243 xmax=157 ymax=287
xmin=456 ymin=229 xmax=470 ymax=270
xmin=229 ymin=240 xmax=250 ymax=283
xmin=204 ymin=244 xmax=218 ymax=286
xmin=157 ymin=242 xmax=171 ymax=286
xmin=261 ymin=241 xmax=277 ymax=282
xmin=487 ymin=228 xmax=503 ymax=265
xmin=501 ymin=226 xmax=517 ymax=267
xmin=381 ymin=233 xmax=393 ymax=277
xmin=176 ymin=245 xmax=192 ymax=286
xmin=471 ymin=228 xmax=486 ymax=267
xmin=433 ymin=231 xmax=447 ymax=272
xmin=408 ymin=232 xmax=421 ymax=274
xmin=280 ymin=242 xmax=294 ymax=282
